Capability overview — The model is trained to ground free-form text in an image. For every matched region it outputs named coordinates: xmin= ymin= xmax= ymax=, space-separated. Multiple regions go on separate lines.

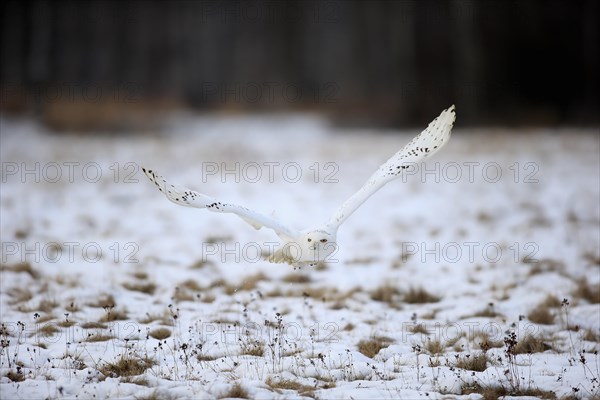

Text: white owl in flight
xmin=143 ymin=105 xmax=455 ymax=267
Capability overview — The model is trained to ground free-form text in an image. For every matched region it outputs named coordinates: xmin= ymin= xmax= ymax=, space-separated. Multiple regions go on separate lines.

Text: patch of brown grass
xmin=343 ymin=322 xmax=355 ymax=331
xmin=188 ymin=259 xmax=213 ymax=269
xmin=1 ymin=262 xmax=40 ymax=279
xmin=471 ymin=303 xmax=503 ymax=318
xmin=80 ymin=321 xmax=107 ymax=329
xmin=8 ymin=287 xmax=33 ymax=304
xmin=527 ymin=258 xmax=565 ymax=275
xmin=33 ymin=298 xmax=60 ymax=313
xmin=469 ymin=331 xmax=503 ymax=350
xmin=219 ymin=382 xmax=248 ymax=399
xmin=409 ymin=324 xmax=429 ymax=335
xmin=244 ymin=337 xmax=266 ymax=356
xmin=180 ymin=279 xmax=203 ymax=291
xmin=172 ymin=287 xmax=196 ymax=303
xmin=237 ymin=272 xmax=268 ymax=291
xmin=266 ymin=376 xmax=314 ymax=395
xmin=84 ymin=333 xmax=115 ymax=342
xmin=573 ymin=278 xmax=600 ymax=304
xmin=132 ymin=271 xmax=149 ymax=280
xmin=370 ymin=284 xmax=401 ymax=308
xmin=123 ymin=282 xmax=157 ymax=295
xmin=88 ymin=294 xmax=116 ymax=308
xmin=357 ymin=336 xmax=393 ymax=358
xmin=122 ymin=376 xmax=151 ymax=386
xmin=403 ymin=287 xmax=441 ymax=304
xmin=527 ymin=303 xmax=555 ymax=325
xmin=582 ymin=328 xmax=599 ymax=343
xmin=541 ymin=294 xmax=562 ymax=308
xmin=37 ymin=323 xmax=60 ymax=337
xmin=138 ymin=312 xmax=174 ymax=326
xmin=65 ymin=300 xmax=80 ymax=313
xmin=424 ymin=338 xmax=446 ymax=355
xmin=100 ymin=354 xmax=154 ymax=377
xmin=99 ymin=308 xmax=128 ymax=322
xmin=5 ymin=370 xmax=25 ymax=382
xmin=35 ymin=314 xmax=55 ymax=323
xmin=461 ymin=382 xmax=556 ymax=399
xmin=57 ymin=320 xmax=76 ymax=328
xmin=455 ymin=352 xmax=488 ymax=371
xmin=282 ymin=273 xmax=311 ymax=284
xmin=149 ymin=328 xmax=171 ymax=340
xmin=514 ymin=334 xmax=552 ymax=354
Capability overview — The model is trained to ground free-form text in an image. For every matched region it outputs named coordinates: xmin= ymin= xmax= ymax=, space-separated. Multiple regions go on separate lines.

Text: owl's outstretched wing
xmin=326 ymin=105 xmax=456 ymax=230
xmin=142 ymin=168 xmax=301 ymax=240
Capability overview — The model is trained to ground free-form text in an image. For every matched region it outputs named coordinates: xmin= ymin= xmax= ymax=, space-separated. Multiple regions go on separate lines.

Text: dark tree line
xmin=1 ymin=0 xmax=598 ymax=129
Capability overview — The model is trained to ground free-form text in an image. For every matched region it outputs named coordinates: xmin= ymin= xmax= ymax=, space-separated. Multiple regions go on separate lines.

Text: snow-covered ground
xmin=1 ymin=114 xmax=599 ymax=399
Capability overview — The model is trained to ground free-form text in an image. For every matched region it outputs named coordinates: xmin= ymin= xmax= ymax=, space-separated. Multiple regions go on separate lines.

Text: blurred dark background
xmin=1 ymin=0 xmax=598 ymax=131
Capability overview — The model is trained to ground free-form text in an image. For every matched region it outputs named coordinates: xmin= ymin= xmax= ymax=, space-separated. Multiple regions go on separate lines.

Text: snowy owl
xmin=143 ymin=105 xmax=456 ymax=267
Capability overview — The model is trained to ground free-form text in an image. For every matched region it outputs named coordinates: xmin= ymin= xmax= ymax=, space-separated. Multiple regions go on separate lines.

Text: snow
xmin=1 ymin=114 xmax=599 ymax=399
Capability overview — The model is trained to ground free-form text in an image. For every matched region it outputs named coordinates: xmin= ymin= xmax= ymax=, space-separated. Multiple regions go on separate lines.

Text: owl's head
xmin=302 ymin=230 xmax=337 ymax=255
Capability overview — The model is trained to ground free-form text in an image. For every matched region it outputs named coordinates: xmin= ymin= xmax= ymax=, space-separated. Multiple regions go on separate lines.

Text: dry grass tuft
xmin=410 ymin=323 xmax=429 ymax=335
xmin=123 ymin=282 xmax=157 ymax=295
xmin=582 ymin=328 xmax=600 ymax=343
xmin=172 ymin=287 xmax=196 ymax=303
xmin=1 ymin=262 xmax=40 ymax=279
xmin=88 ymin=294 xmax=116 ymax=308
xmin=35 ymin=314 xmax=56 ymax=323
xmin=80 ymin=321 xmax=107 ymax=329
xmin=514 ymin=334 xmax=552 ymax=354
xmin=8 ymin=287 xmax=33 ymax=304
xmin=240 ymin=339 xmax=265 ymax=357
xmin=282 ymin=273 xmax=311 ymax=284
xmin=343 ymin=322 xmax=355 ymax=331
xmin=84 ymin=333 xmax=115 ymax=342
xmin=188 ymin=259 xmax=213 ymax=269
xmin=149 ymin=327 xmax=171 ymax=340
xmin=573 ymin=278 xmax=600 ymax=304
xmin=139 ymin=312 xmax=175 ymax=326
xmin=57 ymin=320 xmax=76 ymax=328
xmin=424 ymin=338 xmax=446 ymax=355
xmin=99 ymin=308 xmax=129 ymax=322
xmin=180 ymin=279 xmax=203 ymax=291
xmin=527 ymin=258 xmax=565 ymax=275
xmin=239 ymin=272 xmax=269 ymax=290
xmin=469 ymin=331 xmax=503 ymax=350
xmin=65 ymin=300 xmax=80 ymax=313
xmin=471 ymin=303 xmax=503 ymax=318
xmin=461 ymin=382 xmax=556 ymax=399
xmin=455 ymin=352 xmax=488 ymax=371
xmin=403 ymin=287 xmax=441 ymax=304
xmin=37 ymin=323 xmax=60 ymax=337
xmin=370 ymin=284 xmax=401 ymax=308
xmin=357 ymin=336 xmax=393 ymax=358
xmin=527 ymin=303 xmax=555 ymax=325
xmin=5 ymin=370 xmax=25 ymax=382
xmin=219 ymin=382 xmax=249 ymax=399
xmin=100 ymin=354 xmax=154 ymax=377
xmin=541 ymin=294 xmax=562 ymax=308
xmin=266 ymin=376 xmax=315 ymax=395
xmin=122 ymin=376 xmax=151 ymax=386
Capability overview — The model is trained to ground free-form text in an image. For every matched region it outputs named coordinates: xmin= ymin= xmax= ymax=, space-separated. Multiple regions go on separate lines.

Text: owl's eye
xmin=320 ymin=239 xmax=328 ymax=243
xmin=307 ymin=238 xmax=312 ymax=242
